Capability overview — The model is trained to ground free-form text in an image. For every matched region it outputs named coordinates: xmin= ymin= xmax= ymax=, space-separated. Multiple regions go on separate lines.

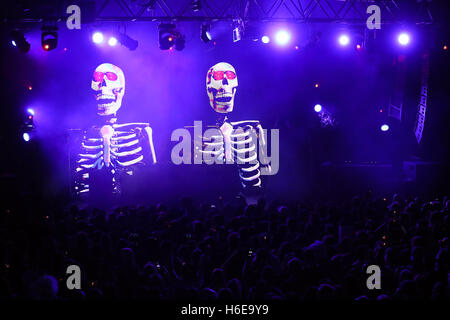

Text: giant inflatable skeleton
xmin=202 ymin=62 xmax=271 ymax=195
xmin=73 ymin=63 xmax=156 ymax=196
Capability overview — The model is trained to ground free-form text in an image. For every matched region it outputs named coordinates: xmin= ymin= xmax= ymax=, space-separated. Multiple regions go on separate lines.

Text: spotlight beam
xmin=338 ymin=34 xmax=350 ymax=46
xmin=200 ymin=24 xmax=212 ymax=43
xmin=398 ymin=33 xmax=410 ymax=46
xmin=92 ymin=32 xmax=104 ymax=44
xmin=275 ymin=30 xmax=290 ymax=46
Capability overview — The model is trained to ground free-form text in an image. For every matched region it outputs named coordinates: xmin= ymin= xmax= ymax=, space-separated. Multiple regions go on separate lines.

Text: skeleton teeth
xmin=96 ymin=93 xmax=115 ymax=97
xmin=98 ymin=105 xmax=114 ymax=113
xmin=96 ymin=94 xmax=116 ymax=101
xmin=98 ymin=99 xmax=115 ymax=104
xmin=216 ymin=96 xmax=232 ymax=103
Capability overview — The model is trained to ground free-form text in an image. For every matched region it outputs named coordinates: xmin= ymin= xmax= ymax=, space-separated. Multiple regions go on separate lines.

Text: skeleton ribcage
xmin=203 ymin=120 xmax=265 ymax=189
xmin=231 ymin=122 xmax=262 ymax=188
xmin=74 ymin=122 xmax=156 ymax=195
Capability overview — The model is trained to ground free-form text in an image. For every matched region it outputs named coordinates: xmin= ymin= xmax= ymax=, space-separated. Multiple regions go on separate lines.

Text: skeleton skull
xmin=91 ymin=63 xmax=125 ymax=116
xmin=206 ymin=62 xmax=238 ymax=113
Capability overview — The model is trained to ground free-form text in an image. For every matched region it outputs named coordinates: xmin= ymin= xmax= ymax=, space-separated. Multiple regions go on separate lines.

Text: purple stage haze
xmin=1 ymin=21 xmax=445 ymax=205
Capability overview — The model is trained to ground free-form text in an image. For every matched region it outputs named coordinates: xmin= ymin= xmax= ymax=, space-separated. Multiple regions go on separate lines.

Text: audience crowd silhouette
xmin=0 ymin=192 xmax=449 ymax=300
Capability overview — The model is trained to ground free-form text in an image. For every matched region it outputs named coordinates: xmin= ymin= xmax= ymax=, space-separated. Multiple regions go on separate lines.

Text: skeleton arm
xmin=143 ymin=126 xmax=157 ymax=164
xmin=256 ymin=123 xmax=272 ymax=175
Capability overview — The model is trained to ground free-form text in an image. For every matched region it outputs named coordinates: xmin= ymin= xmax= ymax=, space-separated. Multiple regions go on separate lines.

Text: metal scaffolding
xmin=1 ymin=0 xmax=434 ymax=25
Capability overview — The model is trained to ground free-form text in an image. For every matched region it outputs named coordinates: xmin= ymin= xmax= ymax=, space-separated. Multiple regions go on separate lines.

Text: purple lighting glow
xmin=27 ymin=108 xmax=35 ymax=116
xmin=92 ymin=32 xmax=104 ymax=44
xmin=275 ymin=30 xmax=290 ymax=45
xmin=338 ymin=34 xmax=350 ymax=46
xmin=398 ymin=33 xmax=410 ymax=46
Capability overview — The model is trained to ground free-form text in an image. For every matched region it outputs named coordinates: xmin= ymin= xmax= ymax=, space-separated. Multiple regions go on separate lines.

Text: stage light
xmin=338 ymin=34 xmax=350 ymax=46
xmin=233 ymin=26 xmax=242 ymax=43
xmin=108 ymin=36 xmax=118 ymax=46
xmin=444 ymin=45 xmax=448 ymax=51
xmin=159 ymin=23 xmax=176 ymax=50
xmin=275 ymin=30 xmax=290 ymax=45
xmin=191 ymin=0 xmax=202 ymax=11
xmin=22 ymin=106 xmax=35 ymax=142
xmin=397 ymin=33 xmax=410 ymax=46
xmin=158 ymin=24 xmax=183 ymax=51
xmin=261 ymin=35 xmax=270 ymax=44
xmin=381 ymin=124 xmax=390 ymax=132
xmin=175 ymin=35 xmax=185 ymax=51
xmin=92 ymin=32 xmax=104 ymax=44
xmin=116 ymin=32 xmax=138 ymax=51
xmin=200 ymin=24 xmax=212 ymax=43
xmin=41 ymin=25 xmax=58 ymax=51
xmin=231 ymin=19 xmax=244 ymax=43
xmin=315 ymin=83 xmax=319 ymax=88
xmin=356 ymin=44 xmax=362 ymax=50
xmin=314 ymin=104 xmax=322 ymax=113
xmin=10 ymin=30 xmax=30 ymax=53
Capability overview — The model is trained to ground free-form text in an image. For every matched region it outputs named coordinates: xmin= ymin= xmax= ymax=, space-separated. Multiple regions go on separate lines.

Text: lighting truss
xmin=1 ymin=0 xmax=435 ymax=25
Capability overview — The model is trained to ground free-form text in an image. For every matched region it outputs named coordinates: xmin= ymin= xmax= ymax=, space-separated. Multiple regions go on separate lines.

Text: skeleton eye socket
xmin=105 ymin=72 xmax=118 ymax=81
xmin=225 ymin=71 xmax=236 ymax=80
xmin=93 ymin=71 xmax=118 ymax=82
xmin=212 ymin=71 xmax=224 ymax=81
xmin=93 ymin=72 xmax=103 ymax=82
